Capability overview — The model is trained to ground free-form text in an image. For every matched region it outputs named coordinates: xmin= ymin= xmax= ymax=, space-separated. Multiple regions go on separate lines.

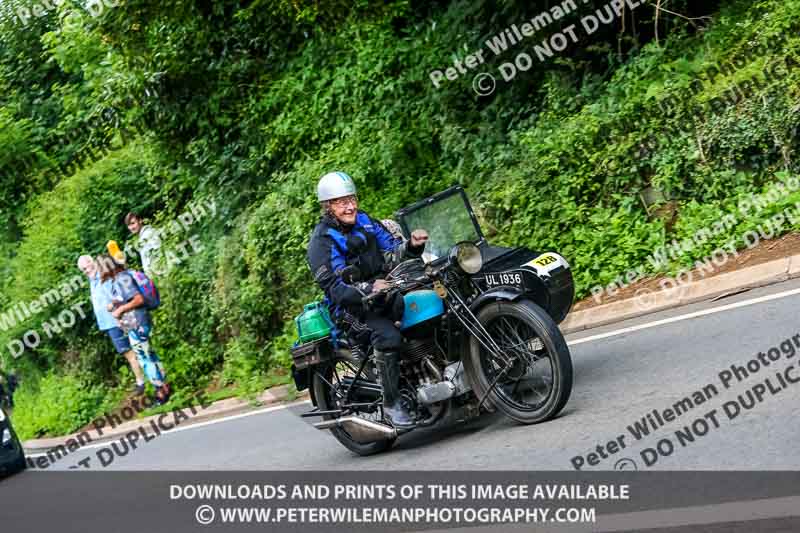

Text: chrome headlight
xmin=449 ymin=242 xmax=483 ymax=274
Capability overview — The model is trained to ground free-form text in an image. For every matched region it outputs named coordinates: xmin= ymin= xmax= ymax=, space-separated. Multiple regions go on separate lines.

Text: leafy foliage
xmin=11 ymin=370 xmax=124 ymax=439
xmin=2 ymin=0 xmax=799 ymax=439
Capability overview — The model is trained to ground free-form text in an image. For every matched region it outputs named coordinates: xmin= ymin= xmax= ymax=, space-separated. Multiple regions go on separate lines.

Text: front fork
xmin=441 ymin=286 xmax=518 ymax=411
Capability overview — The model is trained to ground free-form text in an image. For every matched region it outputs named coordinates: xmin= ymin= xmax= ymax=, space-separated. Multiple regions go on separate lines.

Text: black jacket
xmin=306 ymin=212 xmax=422 ymax=313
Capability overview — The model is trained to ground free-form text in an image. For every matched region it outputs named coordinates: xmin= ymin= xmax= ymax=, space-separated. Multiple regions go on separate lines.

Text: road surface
xmin=29 ymin=278 xmax=800 ymax=471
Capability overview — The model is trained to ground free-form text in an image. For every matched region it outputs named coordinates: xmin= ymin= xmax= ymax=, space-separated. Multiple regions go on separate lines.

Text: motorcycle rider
xmin=307 ymin=172 xmax=428 ymax=430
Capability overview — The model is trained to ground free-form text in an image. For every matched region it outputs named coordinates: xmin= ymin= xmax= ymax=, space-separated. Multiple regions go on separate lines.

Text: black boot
xmin=375 ymin=350 xmax=415 ymax=430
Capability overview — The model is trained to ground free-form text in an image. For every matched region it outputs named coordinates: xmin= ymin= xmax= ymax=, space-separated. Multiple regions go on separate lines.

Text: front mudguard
xmin=472 ymin=250 xmax=574 ymax=324
xmin=470 ymin=275 xmax=569 ymax=323
xmin=469 ymin=288 xmax=524 ymax=312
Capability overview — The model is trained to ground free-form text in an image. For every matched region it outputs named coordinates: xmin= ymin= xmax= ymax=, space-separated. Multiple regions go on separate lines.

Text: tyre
xmin=311 ymin=353 xmax=396 ymax=456
xmin=465 ymin=299 xmax=573 ymax=424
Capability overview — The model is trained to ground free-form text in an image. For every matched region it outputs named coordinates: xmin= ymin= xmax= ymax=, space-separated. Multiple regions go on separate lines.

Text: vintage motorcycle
xmin=291 ymin=185 xmax=574 ymax=455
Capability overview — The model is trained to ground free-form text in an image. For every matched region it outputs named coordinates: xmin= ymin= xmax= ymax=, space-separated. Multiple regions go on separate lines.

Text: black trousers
xmin=363 ymin=311 xmax=404 ymax=352
xmin=339 ymin=290 xmax=405 ymax=352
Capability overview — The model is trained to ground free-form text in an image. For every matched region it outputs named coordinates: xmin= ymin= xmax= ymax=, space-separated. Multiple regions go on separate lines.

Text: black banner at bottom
xmin=1 ymin=471 xmax=799 ymax=532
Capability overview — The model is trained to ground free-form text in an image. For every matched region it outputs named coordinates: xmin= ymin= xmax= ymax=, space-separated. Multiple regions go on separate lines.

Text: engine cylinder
xmin=401 ymin=339 xmax=439 ymax=364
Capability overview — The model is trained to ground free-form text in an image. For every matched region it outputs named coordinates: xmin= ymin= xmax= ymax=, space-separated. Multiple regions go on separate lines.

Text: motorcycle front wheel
xmin=466 ymin=299 xmax=573 ymax=424
xmin=312 ymin=353 xmax=396 ymax=456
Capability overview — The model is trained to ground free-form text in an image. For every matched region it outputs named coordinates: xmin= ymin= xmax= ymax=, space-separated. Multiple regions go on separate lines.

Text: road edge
xmin=23 ymin=385 xmax=310 ymax=453
xmin=562 ymin=253 xmax=800 ymax=334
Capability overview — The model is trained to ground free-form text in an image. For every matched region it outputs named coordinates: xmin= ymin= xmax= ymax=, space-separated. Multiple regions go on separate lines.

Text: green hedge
xmin=4 ymin=0 xmax=800 ymax=439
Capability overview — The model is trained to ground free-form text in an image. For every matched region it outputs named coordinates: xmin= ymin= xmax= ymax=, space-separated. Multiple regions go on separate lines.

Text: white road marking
xmin=25 ymin=400 xmax=311 ymax=459
xmin=567 ymin=286 xmax=800 ymax=346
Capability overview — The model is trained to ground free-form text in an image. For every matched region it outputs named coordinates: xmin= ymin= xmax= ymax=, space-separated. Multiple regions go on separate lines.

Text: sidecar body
xmin=394 ymin=185 xmax=574 ymax=324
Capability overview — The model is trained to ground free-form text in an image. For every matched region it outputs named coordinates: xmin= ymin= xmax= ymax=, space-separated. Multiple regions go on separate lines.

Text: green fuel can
xmin=295 ymin=302 xmax=333 ymax=343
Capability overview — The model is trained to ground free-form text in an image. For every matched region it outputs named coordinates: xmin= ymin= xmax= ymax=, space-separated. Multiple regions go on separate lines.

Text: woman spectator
xmin=96 ymin=255 xmax=171 ymax=404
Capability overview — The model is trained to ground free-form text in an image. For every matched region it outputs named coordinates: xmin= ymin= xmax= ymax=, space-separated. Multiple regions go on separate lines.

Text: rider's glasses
xmin=330 ymin=195 xmax=358 ymax=208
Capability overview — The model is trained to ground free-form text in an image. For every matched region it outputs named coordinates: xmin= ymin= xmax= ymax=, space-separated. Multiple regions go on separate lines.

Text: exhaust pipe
xmin=313 ymin=416 xmax=397 ymax=443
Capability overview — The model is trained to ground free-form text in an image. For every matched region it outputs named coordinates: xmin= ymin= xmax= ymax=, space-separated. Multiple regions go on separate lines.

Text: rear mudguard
xmin=294 ymin=346 xmax=364 ymax=408
xmin=291 ymin=365 xmax=318 ymax=406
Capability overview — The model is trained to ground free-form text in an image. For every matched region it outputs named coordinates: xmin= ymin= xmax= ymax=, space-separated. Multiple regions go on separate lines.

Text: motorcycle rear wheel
xmin=312 ymin=354 xmax=396 ymax=456
xmin=466 ymin=299 xmax=573 ymax=424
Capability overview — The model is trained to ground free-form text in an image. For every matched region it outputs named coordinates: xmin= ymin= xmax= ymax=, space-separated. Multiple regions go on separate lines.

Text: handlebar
xmin=361 ymin=275 xmax=430 ymax=306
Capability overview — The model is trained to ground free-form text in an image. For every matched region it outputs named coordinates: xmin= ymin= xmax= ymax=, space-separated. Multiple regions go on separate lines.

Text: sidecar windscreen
xmin=395 ymin=186 xmax=484 ymax=263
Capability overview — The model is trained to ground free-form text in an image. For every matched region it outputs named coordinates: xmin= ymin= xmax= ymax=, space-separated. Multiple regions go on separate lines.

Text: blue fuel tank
xmin=400 ymin=290 xmax=445 ymax=331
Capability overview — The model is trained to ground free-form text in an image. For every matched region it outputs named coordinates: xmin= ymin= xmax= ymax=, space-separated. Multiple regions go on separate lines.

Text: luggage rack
xmin=290 ymin=337 xmax=332 ymax=370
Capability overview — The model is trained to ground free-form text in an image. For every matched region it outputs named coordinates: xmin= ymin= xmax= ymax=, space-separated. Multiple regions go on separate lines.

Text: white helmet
xmin=317 ymin=171 xmax=357 ymax=202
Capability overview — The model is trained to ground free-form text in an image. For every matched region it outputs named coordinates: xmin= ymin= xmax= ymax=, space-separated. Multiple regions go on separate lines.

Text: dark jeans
xmin=339 ymin=291 xmax=405 ymax=353
xmin=363 ymin=311 xmax=404 ymax=352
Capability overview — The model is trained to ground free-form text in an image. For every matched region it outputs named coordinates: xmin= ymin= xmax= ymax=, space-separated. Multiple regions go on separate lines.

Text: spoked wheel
xmin=312 ymin=352 xmax=396 ymax=456
xmin=466 ymin=299 xmax=572 ymax=424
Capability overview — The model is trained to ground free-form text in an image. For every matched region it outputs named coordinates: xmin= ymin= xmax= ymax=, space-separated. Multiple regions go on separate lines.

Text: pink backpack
xmin=127 ymin=270 xmax=161 ymax=310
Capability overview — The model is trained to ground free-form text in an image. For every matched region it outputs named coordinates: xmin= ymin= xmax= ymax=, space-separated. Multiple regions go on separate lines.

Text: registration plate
xmin=484 ymin=271 xmax=523 ymax=288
